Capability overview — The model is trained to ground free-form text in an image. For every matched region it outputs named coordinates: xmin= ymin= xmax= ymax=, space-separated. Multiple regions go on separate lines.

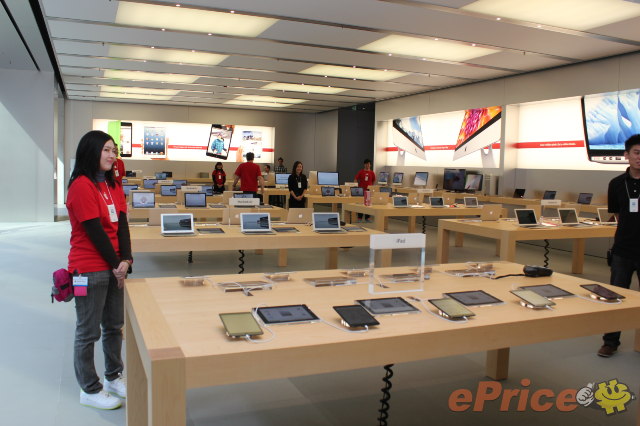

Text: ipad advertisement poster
xmin=94 ymin=119 xmax=275 ymax=162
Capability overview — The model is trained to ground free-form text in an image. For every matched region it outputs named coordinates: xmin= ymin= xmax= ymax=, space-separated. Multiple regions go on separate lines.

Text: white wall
xmin=0 ymin=69 xmax=55 ymax=221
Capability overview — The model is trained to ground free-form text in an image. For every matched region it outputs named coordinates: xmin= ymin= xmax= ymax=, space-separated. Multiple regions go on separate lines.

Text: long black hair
xmin=291 ymin=161 xmax=303 ymax=176
xmin=68 ymin=130 xmax=116 ymax=188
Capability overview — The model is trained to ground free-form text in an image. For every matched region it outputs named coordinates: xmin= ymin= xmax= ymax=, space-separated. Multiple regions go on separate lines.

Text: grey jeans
xmin=602 ymin=254 xmax=640 ymax=347
xmin=74 ymin=269 xmax=124 ymax=394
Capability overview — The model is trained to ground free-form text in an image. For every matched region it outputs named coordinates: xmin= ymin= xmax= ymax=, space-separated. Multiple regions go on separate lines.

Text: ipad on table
xmin=443 ymin=290 xmax=503 ymax=306
xmin=255 ymin=305 xmax=319 ymax=325
xmin=356 ymin=297 xmax=420 ymax=316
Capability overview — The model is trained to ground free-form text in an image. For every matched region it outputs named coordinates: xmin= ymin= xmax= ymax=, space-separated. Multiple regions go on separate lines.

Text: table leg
xmin=374 ymin=215 xmax=385 ymax=232
xmin=332 ymin=203 xmax=339 ymax=212
xmin=634 ymin=329 xmax=640 ymax=352
xmin=278 ymin=249 xmax=288 ymax=267
xmin=486 ymin=348 xmax=510 ymax=380
xmin=326 ymin=247 xmax=338 ymax=269
xmin=571 ymin=239 xmax=585 ymax=274
xmin=408 ymin=217 xmax=416 ymax=233
xmin=454 ymin=232 xmax=464 ymax=247
xmin=255 ymin=249 xmax=263 ymax=255
xmin=384 ymin=217 xmax=389 ymax=231
xmin=436 ymin=227 xmax=450 ymax=264
xmin=499 ymin=234 xmax=516 ymax=262
xmin=495 ymin=240 xmax=500 ymax=256
xmin=149 ymin=356 xmax=186 ymax=426
xmin=376 ymin=249 xmax=392 ymax=267
xmin=125 ymin=309 xmax=148 ymax=426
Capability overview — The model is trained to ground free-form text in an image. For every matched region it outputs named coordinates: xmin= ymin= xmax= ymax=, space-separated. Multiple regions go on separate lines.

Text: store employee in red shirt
xmin=354 ymin=159 xmax=376 ymax=222
xmin=66 ymin=130 xmax=132 ymax=411
xmin=233 ymin=151 xmax=264 ymax=200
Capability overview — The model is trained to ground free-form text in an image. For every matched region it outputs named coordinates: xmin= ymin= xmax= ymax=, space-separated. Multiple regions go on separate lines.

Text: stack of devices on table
xmin=218 ymin=283 xmax=624 ymax=338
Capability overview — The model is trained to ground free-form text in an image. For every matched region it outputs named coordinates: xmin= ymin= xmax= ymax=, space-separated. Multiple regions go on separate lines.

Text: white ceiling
xmin=23 ymin=0 xmax=640 ymax=111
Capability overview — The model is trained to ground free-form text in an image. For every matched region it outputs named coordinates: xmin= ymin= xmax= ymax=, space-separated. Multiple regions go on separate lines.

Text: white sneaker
xmin=104 ymin=374 xmax=127 ymax=399
xmin=80 ymin=389 xmax=122 ymax=410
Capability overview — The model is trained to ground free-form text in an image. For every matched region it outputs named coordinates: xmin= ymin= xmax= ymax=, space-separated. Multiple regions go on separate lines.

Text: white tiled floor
xmin=1 ymin=218 xmax=638 ymax=426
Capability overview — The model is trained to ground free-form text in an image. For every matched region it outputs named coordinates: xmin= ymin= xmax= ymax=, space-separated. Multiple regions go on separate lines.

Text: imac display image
xmin=120 ymin=122 xmax=132 ymax=157
xmin=443 ymin=168 xmax=466 ymax=192
xmin=582 ymin=88 xmax=640 ymax=164
xmin=413 ymin=172 xmax=428 ymax=186
xmin=378 ymin=171 xmax=389 ymax=184
xmin=317 ymin=172 xmax=339 ymax=186
xmin=206 ymin=124 xmax=235 ymax=160
xmin=392 ymin=116 xmax=426 ymax=160
xmin=392 ymin=172 xmax=404 ymax=184
xmin=464 ymin=173 xmax=483 ymax=192
xmin=143 ymin=126 xmax=166 ymax=158
xmin=240 ymin=130 xmax=263 ymax=160
xmin=453 ymin=106 xmax=502 ymax=160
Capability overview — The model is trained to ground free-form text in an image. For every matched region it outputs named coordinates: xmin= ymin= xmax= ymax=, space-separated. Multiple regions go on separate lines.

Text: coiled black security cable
xmin=378 ymin=364 xmax=394 ymax=425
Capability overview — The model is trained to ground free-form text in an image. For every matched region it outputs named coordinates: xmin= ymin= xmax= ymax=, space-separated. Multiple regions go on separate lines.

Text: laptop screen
xmin=132 ymin=192 xmax=155 ymax=208
xmin=184 ymin=192 xmax=206 ymax=207
xmin=321 ymin=187 xmax=335 ymax=196
xmin=597 ymin=208 xmax=617 ymax=223
xmin=122 ymin=184 xmax=138 ymax=196
xmin=464 ymin=197 xmax=478 ymax=207
xmin=393 ymin=196 xmax=408 ymax=207
xmin=350 ymin=187 xmax=364 ymax=196
xmin=313 ymin=212 xmax=341 ymax=231
xmin=515 ymin=209 xmax=537 ymax=225
xmin=275 ymin=173 xmax=289 ymax=185
xmin=379 ymin=186 xmax=392 ymax=194
xmin=558 ymin=208 xmax=578 ymax=224
xmin=201 ymin=185 xmax=214 ymax=196
xmin=161 ymin=213 xmax=194 ymax=234
xmin=430 ymin=197 xmax=444 ymax=207
xmin=542 ymin=190 xmax=556 ymax=200
xmin=161 ymin=185 xmax=177 ymax=196
xmin=240 ymin=213 xmax=271 ymax=231
xmin=173 ymin=180 xmax=187 ymax=189
xmin=513 ymin=188 xmax=525 ymax=198
xmin=577 ymin=193 xmax=593 ymax=204
xmin=143 ymin=179 xmax=158 ymax=189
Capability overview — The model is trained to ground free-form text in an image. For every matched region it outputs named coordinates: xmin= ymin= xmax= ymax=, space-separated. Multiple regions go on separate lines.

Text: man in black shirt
xmin=598 ymin=134 xmax=640 ymax=357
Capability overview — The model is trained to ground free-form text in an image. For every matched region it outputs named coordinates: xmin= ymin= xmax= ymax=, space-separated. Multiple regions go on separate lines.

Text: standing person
xmin=274 ymin=157 xmax=287 ymax=174
xmin=66 ymin=131 xmax=132 ymax=410
xmin=598 ymin=134 xmax=640 ymax=357
xmin=212 ymin=162 xmax=226 ymax=193
xmin=354 ymin=159 xmax=376 ymax=222
xmin=112 ymin=156 xmax=125 ymax=184
xmin=233 ymin=151 xmax=264 ymax=200
xmin=288 ymin=161 xmax=308 ymax=208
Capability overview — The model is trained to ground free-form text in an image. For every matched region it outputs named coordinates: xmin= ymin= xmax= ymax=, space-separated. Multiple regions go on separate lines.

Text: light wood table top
xmin=436 ymin=218 xmax=617 ymax=274
xmin=125 ymin=261 xmax=640 ymax=425
xmin=306 ymin=195 xmax=358 ymax=212
xmin=128 ymin=205 xmax=285 ymax=221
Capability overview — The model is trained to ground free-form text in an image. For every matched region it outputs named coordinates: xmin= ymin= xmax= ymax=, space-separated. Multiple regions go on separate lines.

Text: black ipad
xmin=519 ymin=284 xmax=574 ymax=299
xmin=444 ymin=290 xmax=503 ymax=306
xmin=198 ymin=228 xmax=224 ymax=234
xmin=334 ymin=305 xmax=380 ymax=327
xmin=356 ymin=297 xmax=420 ymax=315
xmin=256 ymin=305 xmax=319 ymax=325
xmin=580 ymin=284 xmax=625 ymax=300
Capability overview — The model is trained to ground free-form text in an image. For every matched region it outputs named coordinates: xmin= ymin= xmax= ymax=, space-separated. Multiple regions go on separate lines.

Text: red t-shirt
xmin=212 ymin=169 xmax=226 ymax=186
xmin=66 ymin=176 xmax=127 ymax=274
xmin=234 ymin=162 xmax=261 ymax=192
xmin=113 ymin=158 xmax=125 ymax=183
xmin=355 ymin=170 xmax=376 ymax=190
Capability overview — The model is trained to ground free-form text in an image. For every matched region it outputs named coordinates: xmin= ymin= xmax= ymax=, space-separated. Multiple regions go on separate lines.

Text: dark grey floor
xmin=1 ymin=218 xmax=638 ymax=426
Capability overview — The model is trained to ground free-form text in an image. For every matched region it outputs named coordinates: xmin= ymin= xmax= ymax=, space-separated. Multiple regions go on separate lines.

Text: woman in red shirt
xmin=66 ymin=131 xmax=132 ymax=410
xmin=212 ymin=161 xmax=226 ymax=193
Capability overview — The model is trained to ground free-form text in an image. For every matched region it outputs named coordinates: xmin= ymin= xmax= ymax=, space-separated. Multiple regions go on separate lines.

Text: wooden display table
xmin=128 ymin=205 xmax=284 ymax=222
xmin=125 ymin=262 xmax=640 ymax=425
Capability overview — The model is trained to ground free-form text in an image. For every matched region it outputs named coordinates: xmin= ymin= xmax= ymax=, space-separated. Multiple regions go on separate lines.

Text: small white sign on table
xmin=368 ymin=233 xmax=426 ymax=295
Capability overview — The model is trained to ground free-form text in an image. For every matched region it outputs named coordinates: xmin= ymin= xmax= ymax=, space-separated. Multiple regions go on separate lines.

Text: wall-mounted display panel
xmin=94 ymin=119 xmax=275 ymax=162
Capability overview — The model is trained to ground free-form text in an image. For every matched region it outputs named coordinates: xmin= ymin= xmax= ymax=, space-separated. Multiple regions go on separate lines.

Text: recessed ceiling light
xmin=103 ymin=69 xmax=199 ymax=84
xmin=301 ymin=64 xmax=407 ymax=81
xmin=235 ymin=95 xmax=306 ymax=104
xmin=471 ymin=43 xmax=476 ymax=46
xmin=360 ymin=35 xmax=496 ymax=62
xmin=263 ymin=82 xmax=347 ymax=94
xmin=108 ymin=45 xmax=228 ymax=66
xmin=207 ymin=33 xmax=212 ymax=36
xmin=116 ymin=1 xmax=277 ymax=37
xmin=176 ymin=4 xmax=181 ymax=7
xmin=388 ymin=53 xmax=392 ymax=56
xmin=536 ymin=24 xmax=542 ymax=28
xmin=434 ymin=38 xmax=439 ymax=41
xmin=224 ymin=100 xmax=291 ymax=108
xmin=462 ymin=0 xmax=640 ymax=30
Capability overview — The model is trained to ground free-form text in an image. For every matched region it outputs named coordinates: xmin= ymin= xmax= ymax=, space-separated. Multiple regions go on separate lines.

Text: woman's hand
xmin=113 ymin=260 xmax=130 ymax=288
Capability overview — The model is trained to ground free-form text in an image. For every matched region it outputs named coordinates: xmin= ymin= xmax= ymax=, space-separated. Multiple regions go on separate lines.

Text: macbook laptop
xmin=542 ymin=190 xmax=556 ymax=200
xmin=480 ymin=204 xmax=501 ymax=221
xmin=173 ymin=179 xmax=187 ymax=189
xmin=464 ymin=197 xmax=479 ymax=207
xmin=513 ymin=188 xmax=525 ymax=198
xmin=184 ymin=192 xmax=207 ymax=208
xmin=429 ymin=196 xmax=445 ymax=208
xmin=350 ymin=187 xmax=364 ymax=197
xmin=321 ymin=186 xmax=336 ymax=197
xmin=222 ymin=208 xmax=243 ymax=225
xmin=143 ymin=179 xmax=158 ymax=189
xmin=577 ymin=192 xmax=593 ymax=205
xmin=392 ymin=196 xmax=409 ymax=208
xmin=372 ymin=192 xmax=390 ymax=205
xmin=131 ymin=191 xmax=155 ymax=208
xmin=597 ymin=208 xmax=617 ymax=225
xmin=379 ymin=187 xmax=392 ymax=194
xmin=161 ymin=185 xmax=177 ymax=196
xmin=286 ymin=208 xmax=313 ymax=224
xmin=558 ymin=208 xmax=591 ymax=227
xmin=514 ymin=209 xmax=545 ymax=228
xmin=122 ymin=184 xmax=138 ymax=196
xmin=312 ymin=212 xmax=345 ymax=233
xmin=240 ymin=212 xmax=274 ymax=234
xmin=161 ymin=213 xmax=195 ymax=236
